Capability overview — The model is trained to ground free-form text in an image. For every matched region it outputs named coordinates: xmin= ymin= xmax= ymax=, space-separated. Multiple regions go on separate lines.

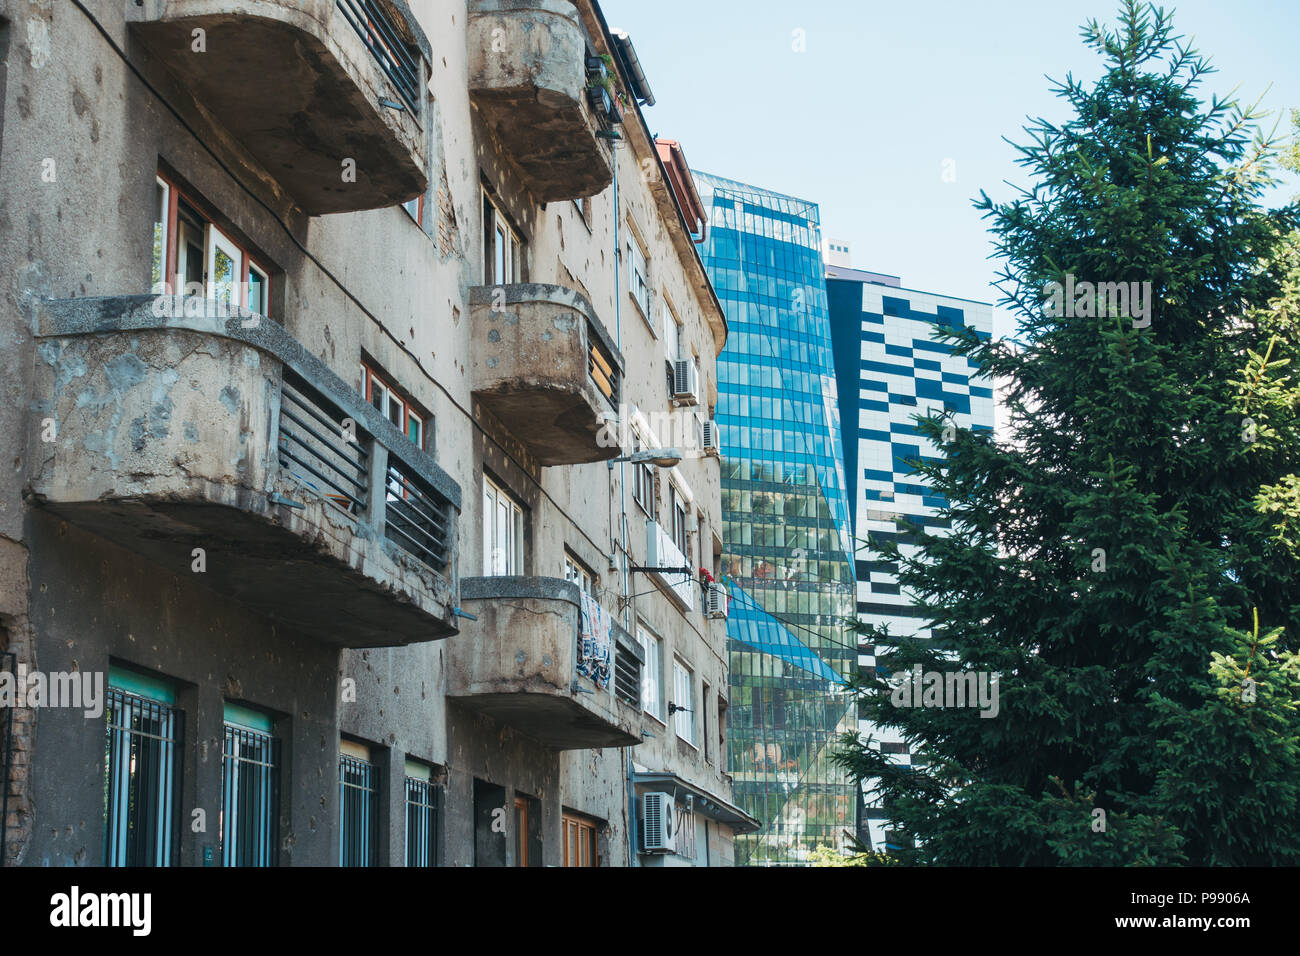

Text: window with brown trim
xmin=561 ymin=812 xmax=599 ymax=867
xmin=151 ymin=171 xmax=275 ymax=317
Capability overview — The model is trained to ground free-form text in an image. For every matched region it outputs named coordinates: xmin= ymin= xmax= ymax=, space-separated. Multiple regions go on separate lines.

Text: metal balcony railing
xmin=384 ymin=458 xmax=453 ymax=573
xmin=279 ymin=369 xmax=370 ymax=517
xmin=337 ymin=0 xmax=421 ymax=113
xmin=588 ymin=324 xmax=620 ymax=410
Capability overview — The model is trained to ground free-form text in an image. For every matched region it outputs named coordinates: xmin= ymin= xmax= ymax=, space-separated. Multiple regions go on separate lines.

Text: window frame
xmin=221 ymin=704 xmax=280 ymax=868
xmin=482 ymin=189 xmax=522 ymax=285
xmin=561 ymin=812 xmax=600 ymax=868
xmin=362 ymin=362 xmax=427 ymax=451
xmin=626 ymin=232 xmax=651 ymax=318
xmin=636 ymin=626 xmax=663 ymax=721
xmin=564 ymin=552 xmax=595 ymax=595
xmin=673 ymin=658 xmax=696 ymax=747
xmin=483 ymin=474 xmax=525 ymax=576
xmin=104 ymin=669 xmax=184 ymax=868
xmin=152 ymin=170 xmax=274 ymax=317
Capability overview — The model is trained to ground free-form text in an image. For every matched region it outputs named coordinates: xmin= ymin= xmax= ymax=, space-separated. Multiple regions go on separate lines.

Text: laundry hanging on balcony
xmin=576 ymin=592 xmax=612 ymax=690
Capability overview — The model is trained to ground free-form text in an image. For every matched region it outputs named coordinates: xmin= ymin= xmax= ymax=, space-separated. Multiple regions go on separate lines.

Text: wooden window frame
xmin=561 ymin=812 xmax=599 ymax=868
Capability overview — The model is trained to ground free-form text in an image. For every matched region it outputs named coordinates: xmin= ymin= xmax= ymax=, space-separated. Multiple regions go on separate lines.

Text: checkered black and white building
xmin=825 ymin=261 xmax=994 ymax=851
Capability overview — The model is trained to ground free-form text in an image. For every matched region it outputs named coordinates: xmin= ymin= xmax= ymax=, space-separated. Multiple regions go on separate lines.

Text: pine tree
xmin=835 ymin=0 xmax=1300 ymax=865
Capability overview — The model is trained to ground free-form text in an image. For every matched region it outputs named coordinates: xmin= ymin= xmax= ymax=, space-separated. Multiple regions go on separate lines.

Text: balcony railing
xmin=279 ymin=369 xmax=371 ymax=518
xmin=384 ymin=459 xmax=453 ymax=574
xmin=337 ymin=0 xmax=422 ymax=112
xmin=33 ymin=295 xmax=462 ymax=648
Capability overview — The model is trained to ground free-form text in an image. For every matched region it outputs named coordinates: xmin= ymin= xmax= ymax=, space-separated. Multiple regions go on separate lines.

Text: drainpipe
xmin=612 ymin=143 xmax=641 ymax=869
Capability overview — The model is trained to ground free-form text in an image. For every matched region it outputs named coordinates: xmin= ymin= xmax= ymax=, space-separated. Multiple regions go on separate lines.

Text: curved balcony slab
xmin=449 ymin=576 xmax=642 ymax=749
xmin=128 ymin=0 xmax=429 ymax=214
xmin=468 ymin=0 xmax=614 ymax=201
xmin=469 ymin=283 xmax=622 ymax=466
xmin=31 ymin=295 xmax=462 ymax=648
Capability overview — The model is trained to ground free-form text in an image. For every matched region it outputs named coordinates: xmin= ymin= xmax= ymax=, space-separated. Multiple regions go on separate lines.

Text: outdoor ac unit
xmin=701 ymin=420 xmax=721 ymax=457
xmin=642 ymin=791 xmax=676 ymax=853
xmin=706 ymin=582 xmax=729 ymax=620
xmin=672 ymin=359 xmax=699 ymax=406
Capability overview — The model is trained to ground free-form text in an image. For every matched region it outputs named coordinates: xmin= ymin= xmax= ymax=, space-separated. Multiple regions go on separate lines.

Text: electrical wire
xmin=68 ymin=0 xmax=608 ymax=560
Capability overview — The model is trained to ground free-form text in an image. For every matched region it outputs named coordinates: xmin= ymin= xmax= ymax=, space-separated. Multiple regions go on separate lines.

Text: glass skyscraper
xmin=695 ymin=172 xmax=859 ymax=865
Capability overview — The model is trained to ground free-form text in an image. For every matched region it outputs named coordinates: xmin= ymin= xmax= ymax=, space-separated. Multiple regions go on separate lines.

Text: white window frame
xmin=673 ymin=659 xmax=695 ymax=746
xmin=246 ymin=261 xmax=269 ymax=315
xmin=483 ymin=190 xmax=521 ymax=285
xmin=206 ymin=222 xmax=244 ymax=313
xmin=637 ymin=627 xmax=663 ymax=721
xmin=483 ymin=475 xmax=524 ymax=576
xmin=152 ymin=177 xmax=170 ymax=294
xmin=564 ymin=553 xmax=594 ymax=594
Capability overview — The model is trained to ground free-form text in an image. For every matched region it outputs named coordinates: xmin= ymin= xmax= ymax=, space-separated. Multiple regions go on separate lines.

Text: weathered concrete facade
xmin=0 ymin=0 xmax=751 ymax=867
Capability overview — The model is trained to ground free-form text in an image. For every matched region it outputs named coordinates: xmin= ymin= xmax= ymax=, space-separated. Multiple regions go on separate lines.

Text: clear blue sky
xmin=602 ymin=0 xmax=1300 ymax=333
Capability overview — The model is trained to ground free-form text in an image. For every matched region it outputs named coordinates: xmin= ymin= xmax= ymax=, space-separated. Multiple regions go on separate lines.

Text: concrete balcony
xmin=30 ymin=295 xmax=462 ymax=648
xmin=469 ymin=284 xmax=622 ymax=466
xmin=467 ymin=0 xmax=615 ymax=201
xmin=128 ymin=0 xmax=429 ymax=214
xmin=449 ymin=577 xmax=643 ymax=749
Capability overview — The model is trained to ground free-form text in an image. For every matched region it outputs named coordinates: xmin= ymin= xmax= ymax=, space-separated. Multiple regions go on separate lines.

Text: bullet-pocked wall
xmin=1 ymin=0 xmax=741 ymax=867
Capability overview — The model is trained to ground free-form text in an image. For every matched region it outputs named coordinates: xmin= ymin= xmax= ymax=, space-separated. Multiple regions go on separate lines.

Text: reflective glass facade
xmin=695 ymin=172 xmax=858 ymax=865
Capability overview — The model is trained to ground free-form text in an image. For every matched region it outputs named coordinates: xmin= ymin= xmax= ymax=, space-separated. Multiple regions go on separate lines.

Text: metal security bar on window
xmin=279 ymin=368 xmax=370 ymax=516
xmin=405 ymin=777 xmax=443 ymax=867
xmin=339 ymin=754 xmax=377 ymax=867
xmin=384 ymin=457 xmax=452 ymax=572
xmin=614 ymin=642 xmax=642 ymax=707
xmin=336 ymin=0 xmax=421 ymax=113
xmin=588 ymin=326 xmax=620 ymax=409
xmin=0 ymin=651 xmax=13 ymax=863
xmin=105 ymin=689 xmax=183 ymax=867
xmin=221 ymin=726 xmax=280 ymax=867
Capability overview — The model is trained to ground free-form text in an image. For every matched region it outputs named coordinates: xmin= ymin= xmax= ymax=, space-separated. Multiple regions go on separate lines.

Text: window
xmin=104 ymin=667 xmax=183 ymax=867
xmin=631 ymin=434 xmax=656 ymax=518
xmin=670 ymin=484 xmax=689 ymax=556
xmin=221 ymin=703 xmax=280 ymax=867
xmin=339 ymin=740 xmax=378 ymax=867
xmin=673 ymin=659 xmax=695 ymax=746
xmin=702 ymin=682 xmax=712 ymax=764
xmin=362 ymin=363 xmax=427 ymax=450
xmin=562 ymin=812 xmax=599 ymax=867
xmin=483 ymin=475 xmax=524 ymax=575
xmin=405 ymin=760 xmax=443 ymax=868
xmin=565 ymin=553 xmax=594 ymax=594
xmin=627 ymin=234 xmax=650 ymax=316
xmin=637 ymin=627 xmax=663 ymax=720
xmin=152 ymin=172 xmax=273 ymax=316
xmin=663 ymin=302 xmax=680 ymax=365
xmin=573 ymin=196 xmax=586 ymax=221
xmin=482 ymin=191 xmax=521 ymax=284
xmin=513 ymin=793 xmax=540 ymax=867
xmin=152 ymin=177 xmax=170 ymax=292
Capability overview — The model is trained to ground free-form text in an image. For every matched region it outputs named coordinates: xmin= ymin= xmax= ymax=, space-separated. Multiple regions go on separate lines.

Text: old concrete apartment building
xmin=0 ymin=0 xmax=755 ymax=867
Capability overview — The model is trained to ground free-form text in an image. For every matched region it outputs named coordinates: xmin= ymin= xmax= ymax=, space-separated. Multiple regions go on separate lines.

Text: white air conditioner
xmin=701 ymin=420 xmax=721 ymax=458
xmin=642 ymin=792 xmax=676 ymax=853
xmin=705 ymin=582 xmax=729 ymax=620
xmin=672 ymin=359 xmax=699 ymax=406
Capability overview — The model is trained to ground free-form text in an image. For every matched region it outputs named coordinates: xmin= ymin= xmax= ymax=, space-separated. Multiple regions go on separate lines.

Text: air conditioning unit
xmin=705 ymin=582 xmax=729 ymax=620
xmin=642 ymin=792 xmax=676 ymax=853
xmin=701 ymin=420 xmax=721 ymax=458
xmin=672 ymin=359 xmax=699 ymax=406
